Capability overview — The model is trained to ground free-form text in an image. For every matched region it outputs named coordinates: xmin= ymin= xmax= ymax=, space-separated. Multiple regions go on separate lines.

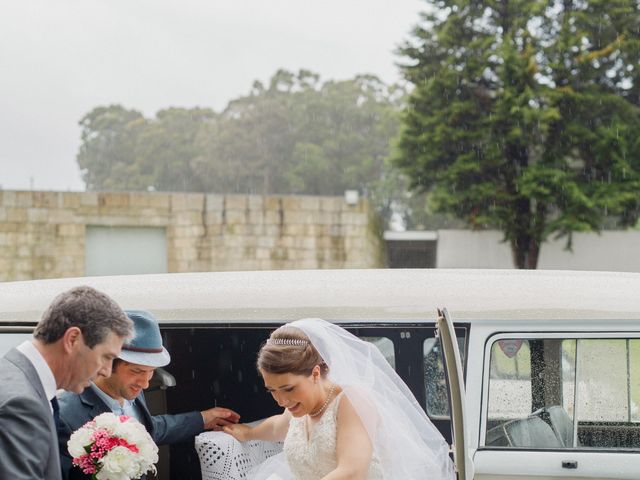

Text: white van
xmin=1 ymin=269 xmax=639 ymax=479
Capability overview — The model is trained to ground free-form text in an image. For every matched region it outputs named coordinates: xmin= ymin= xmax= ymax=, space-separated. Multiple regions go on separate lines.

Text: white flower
xmin=97 ymin=446 xmax=139 ymax=480
xmin=94 ymin=412 xmax=121 ymax=433
xmin=115 ymin=418 xmax=146 ymax=444
xmin=67 ymin=425 xmax=94 ymax=458
xmin=116 ymin=418 xmax=159 ymax=463
xmin=137 ymin=440 xmax=159 ymax=465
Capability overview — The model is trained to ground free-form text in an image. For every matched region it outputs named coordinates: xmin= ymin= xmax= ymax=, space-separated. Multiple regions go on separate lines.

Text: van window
xmin=424 ymin=335 xmax=465 ymax=418
xmin=485 ymin=337 xmax=640 ymax=450
xmin=361 ymin=336 xmax=395 ymax=369
xmin=0 ymin=332 xmax=32 ymax=357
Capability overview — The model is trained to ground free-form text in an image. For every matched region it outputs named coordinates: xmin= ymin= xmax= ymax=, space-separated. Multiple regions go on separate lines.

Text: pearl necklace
xmin=308 ymin=383 xmax=337 ymax=417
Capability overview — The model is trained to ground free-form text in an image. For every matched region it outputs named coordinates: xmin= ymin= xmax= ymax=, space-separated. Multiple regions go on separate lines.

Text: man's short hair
xmin=33 ymin=286 xmax=133 ymax=348
xmin=111 ymin=358 xmax=125 ymax=372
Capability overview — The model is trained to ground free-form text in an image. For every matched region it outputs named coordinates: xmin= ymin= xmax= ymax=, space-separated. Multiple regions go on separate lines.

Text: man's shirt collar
xmin=16 ymin=340 xmax=58 ymax=409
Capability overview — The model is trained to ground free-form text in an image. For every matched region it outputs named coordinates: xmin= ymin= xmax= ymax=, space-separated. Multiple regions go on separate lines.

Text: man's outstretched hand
xmin=201 ymin=406 xmax=241 ymax=431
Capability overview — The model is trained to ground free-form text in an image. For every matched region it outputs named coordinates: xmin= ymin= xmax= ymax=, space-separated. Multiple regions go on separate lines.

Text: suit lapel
xmin=78 ymin=386 xmax=112 ymax=418
xmin=4 ymin=348 xmax=61 ymax=478
xmin=5 ymin=348 xmax=49 ymax=405
xmin=134 ymin=394 xmax=154 ymax=433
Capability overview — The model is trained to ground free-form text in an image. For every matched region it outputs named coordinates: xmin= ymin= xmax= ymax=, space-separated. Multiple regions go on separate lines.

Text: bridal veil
xmin=252 ymin=318 xmax=455 ymax=479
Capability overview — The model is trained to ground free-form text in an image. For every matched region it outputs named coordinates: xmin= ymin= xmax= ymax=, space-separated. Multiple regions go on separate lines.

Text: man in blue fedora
xmin=57 ymin=310 xmax=240 ymax=480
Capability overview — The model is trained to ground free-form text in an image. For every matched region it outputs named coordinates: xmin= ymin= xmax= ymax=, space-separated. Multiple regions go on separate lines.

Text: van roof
xmin=1 ymin=269 xmax=639 ymax=324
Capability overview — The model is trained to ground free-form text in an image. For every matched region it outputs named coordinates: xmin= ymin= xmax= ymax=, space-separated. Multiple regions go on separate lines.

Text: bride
xmin=224 ymin=318 xmax=454 ymax=480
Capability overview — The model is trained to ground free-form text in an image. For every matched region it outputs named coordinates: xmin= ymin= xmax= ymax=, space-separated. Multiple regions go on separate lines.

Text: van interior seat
xmin=534 ymin=405 xmax=574 ymax=448
xmin=486 ymin=416 xmax=563 ymax=448
xmin=195 ymin=421 xmax=283 ymax=480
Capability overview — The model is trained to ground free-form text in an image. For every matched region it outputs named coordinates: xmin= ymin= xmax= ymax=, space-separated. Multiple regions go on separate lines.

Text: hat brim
xmin=118 ymin=347 xmax=171 ymax=368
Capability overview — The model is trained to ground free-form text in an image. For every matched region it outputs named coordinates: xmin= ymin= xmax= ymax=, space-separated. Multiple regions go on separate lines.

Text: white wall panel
xmin=85 ymin=226 xmax=167 ymax=276
xmin=436 ymin=229 xmax=640 ymax=271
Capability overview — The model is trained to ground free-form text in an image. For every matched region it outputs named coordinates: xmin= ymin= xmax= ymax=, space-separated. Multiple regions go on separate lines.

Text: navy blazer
xmin=57 ymin=386 xmax=204 ymax=480
xmin=0 ymin=348 xmax=62 ymax=480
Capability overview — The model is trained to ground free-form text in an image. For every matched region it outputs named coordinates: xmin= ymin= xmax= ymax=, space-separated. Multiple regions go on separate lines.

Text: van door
xmin=474 ymin=333 xmax=640 ymax=480
xmin=437 ymin=308 xmax=473 ymax=480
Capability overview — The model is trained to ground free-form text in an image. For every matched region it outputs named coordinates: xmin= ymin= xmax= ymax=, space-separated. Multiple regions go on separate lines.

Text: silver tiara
xmin=267 ymin=338 xmax=309 ymax=346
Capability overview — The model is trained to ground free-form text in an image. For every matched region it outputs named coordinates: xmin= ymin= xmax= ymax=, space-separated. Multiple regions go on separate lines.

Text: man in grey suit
xmin=0 ymin=286 xmax=133 ymax=480
xmin=58 ymin=310 xmax=240 ymax=480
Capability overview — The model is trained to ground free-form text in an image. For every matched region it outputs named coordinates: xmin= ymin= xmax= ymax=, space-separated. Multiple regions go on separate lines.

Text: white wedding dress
xmin=283 ymin=392 xmax=383 ymax=480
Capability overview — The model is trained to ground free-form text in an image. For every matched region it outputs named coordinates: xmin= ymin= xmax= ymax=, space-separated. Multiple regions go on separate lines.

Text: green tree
xmin=77 ymin=105 xmax=145 ymax=191
xmin=137 ymin=107 xmax=217 ymax=192
xmin=395 ymin=0 xmax=640 ymax=268
xmin=197 ymin=70 xmax=407 ymax=198
xmin=77 ymin=105 xmax=216 ymax=192
xmin=196 ymin=70 xmax=305 ymax=195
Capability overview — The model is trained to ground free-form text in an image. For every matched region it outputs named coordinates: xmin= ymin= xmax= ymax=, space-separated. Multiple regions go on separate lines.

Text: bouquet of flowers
xmin=67 ymin=412 xmax=159 ymax=480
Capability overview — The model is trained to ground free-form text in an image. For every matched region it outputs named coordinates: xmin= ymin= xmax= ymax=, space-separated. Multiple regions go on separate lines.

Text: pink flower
xmin=73 ymin=454 xmax=97 ymax=475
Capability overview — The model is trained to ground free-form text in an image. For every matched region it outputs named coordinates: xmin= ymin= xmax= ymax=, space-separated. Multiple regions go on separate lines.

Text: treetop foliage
xmin=394 ymin=0 xmax=640 ymax=268
xmin=78 ymin=70 xmax=405 ymax=195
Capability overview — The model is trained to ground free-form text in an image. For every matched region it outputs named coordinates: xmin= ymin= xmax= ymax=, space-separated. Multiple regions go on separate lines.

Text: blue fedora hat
xmin=119 ymin=310 xmax=171 ymax=367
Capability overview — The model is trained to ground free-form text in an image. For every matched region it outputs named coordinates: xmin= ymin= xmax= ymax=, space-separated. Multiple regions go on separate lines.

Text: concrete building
xmin=0 ymin=190 xmax=384 ymax=282
xmin=386 ymin=229 xmax=640 ymax=272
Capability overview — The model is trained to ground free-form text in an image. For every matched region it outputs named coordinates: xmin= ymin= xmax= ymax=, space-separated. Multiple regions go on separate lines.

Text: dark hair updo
xmin=257 ymin=325 xmax=328 ymax=377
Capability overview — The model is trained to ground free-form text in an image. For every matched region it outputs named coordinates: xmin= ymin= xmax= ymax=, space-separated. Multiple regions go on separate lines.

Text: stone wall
xmin=0 ymin=190 xmax=384 ymax=281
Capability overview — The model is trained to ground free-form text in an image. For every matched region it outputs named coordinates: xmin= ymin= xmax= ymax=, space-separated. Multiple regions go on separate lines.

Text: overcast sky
xmin=0 ymin=0 xmax=424 ymax=191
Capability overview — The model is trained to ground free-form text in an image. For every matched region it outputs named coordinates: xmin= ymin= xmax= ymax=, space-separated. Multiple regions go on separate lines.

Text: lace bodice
xmin=283 ymin=392 xmax=383 ymax=480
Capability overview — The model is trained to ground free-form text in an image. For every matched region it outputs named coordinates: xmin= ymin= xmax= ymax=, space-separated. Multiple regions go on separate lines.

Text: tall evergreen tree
xmin=395 ymin=0 xmax=640 ymax=268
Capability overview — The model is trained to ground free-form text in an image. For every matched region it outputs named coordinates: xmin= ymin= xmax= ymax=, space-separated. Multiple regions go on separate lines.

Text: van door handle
xmin=562 ymin=461 xmax=578 ymax=469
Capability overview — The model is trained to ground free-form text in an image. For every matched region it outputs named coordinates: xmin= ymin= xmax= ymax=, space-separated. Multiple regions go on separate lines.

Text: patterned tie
xmin=51 ymin=396 xmax=60 ymax=428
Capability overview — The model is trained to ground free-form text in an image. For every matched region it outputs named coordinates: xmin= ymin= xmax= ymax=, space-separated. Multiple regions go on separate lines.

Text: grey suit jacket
xmin=0 ymin=348 xmax=62 ymax=480
xmin=57 ymin=387 xmax=204 ymax=480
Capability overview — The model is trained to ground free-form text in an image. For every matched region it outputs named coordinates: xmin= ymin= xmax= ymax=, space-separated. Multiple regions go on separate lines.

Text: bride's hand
xmin=223 ymin=423 xmax=253 ymax=442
